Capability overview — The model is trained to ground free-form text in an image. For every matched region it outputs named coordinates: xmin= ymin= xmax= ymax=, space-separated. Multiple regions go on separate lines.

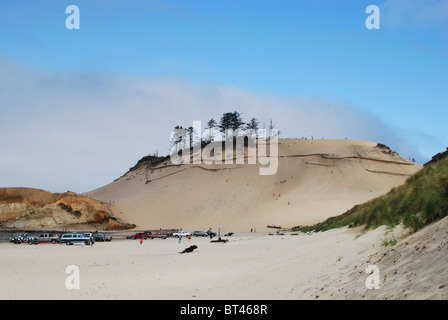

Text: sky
xmin=0 ymin=0 xmax=447 ymax=193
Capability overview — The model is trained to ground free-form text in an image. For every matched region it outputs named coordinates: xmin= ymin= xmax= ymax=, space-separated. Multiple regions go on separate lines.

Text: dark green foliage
xmin=58 ymin=202 xmax=72 ymax=213
xmin=131 ymin=154 xmax=170 ymax=171
xmin=72 ymin=210 xmax=82 ymax=217
xmin=58 ymin=203 xmax=82 ymax=218
xmin=219 ymin=111 xmax=245 ymax=138
xmin=376 ymin=143 xmax=393 ymax=154
xmin=376 ymin=143 xmax=390 ymax=149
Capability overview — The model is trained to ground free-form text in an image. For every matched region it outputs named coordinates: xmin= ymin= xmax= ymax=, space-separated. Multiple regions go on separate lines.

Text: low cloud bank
xmin=0 ymin=56 xmax=422 ymax=192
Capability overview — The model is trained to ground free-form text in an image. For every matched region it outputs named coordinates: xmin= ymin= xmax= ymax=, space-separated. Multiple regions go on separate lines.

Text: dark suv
xmin=207 ymin=230 xmax=217 ymax=237
xmin=93 ymin=233 xmax=112 ymax=242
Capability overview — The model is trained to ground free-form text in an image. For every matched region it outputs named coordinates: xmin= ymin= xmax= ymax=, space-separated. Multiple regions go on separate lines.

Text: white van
xmin=60 ymin=233 xmax=92 ymax=245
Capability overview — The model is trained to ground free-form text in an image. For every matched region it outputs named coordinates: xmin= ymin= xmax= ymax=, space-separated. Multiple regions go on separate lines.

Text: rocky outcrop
xmin=0 ymin=188 xmax=135 ymax=230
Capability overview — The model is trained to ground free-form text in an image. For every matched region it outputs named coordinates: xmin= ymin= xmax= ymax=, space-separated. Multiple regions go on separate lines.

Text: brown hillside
xmin=0 ymin=187 xmax=134 ymax=230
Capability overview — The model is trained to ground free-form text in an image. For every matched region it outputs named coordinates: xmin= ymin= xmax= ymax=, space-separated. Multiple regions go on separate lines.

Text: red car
xmin=144 ymin=231 xmax=167 ymax=240
xmin=129 ymin=233 xmax=147 ymax=240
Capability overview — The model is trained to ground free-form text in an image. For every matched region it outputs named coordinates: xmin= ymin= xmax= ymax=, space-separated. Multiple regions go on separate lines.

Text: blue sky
xmin=0 ymin=0 xmax=447 ymax=192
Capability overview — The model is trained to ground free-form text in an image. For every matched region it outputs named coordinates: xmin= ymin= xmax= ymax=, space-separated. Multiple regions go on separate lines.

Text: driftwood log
xmin=210 ymin=237 xmax=228 ymax=243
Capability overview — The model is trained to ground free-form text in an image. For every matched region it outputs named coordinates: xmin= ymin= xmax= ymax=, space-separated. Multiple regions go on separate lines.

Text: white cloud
xmin=0 ymin=55 xmax=421 ymax=193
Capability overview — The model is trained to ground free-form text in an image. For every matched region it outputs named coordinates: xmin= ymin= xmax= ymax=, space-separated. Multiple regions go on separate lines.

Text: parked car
xmin=60 ymin=233 xmax=92 ymax=245
xmin=34 ymin=233 xmax=60 ymax=244
xmin=173 ymin=231 xmax=191 ymax=237
xmin=145 ymin=232 xmax=167 ymax=240
xmin=192 ymin=231 xmax=208 ymax=237
xmin=10 ymin=233 xmax=35 ymax=244
xmin=206 ymin=230 xmax=217 ymax=237
xmin=92 ymin=233 xmax=105 ymax=242
xmin=92 ymin=233 xmax=112 ymax=242
xmin=10 ymin=233 xmax=22 ymax=243
xmin=129 ymin=233 xmax=147 ymax=240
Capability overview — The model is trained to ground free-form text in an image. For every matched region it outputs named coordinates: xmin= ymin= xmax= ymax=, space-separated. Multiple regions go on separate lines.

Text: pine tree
xmin=206 ymin=118 xmax=217 ymax=142
xmin=219 ymin=111 xmax=245 ymax=139
xmin=246 ymin=118 xmax=259 ymax=137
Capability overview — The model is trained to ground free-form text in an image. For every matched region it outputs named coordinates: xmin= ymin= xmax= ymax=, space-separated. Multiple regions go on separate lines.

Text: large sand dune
xmin=88 ymin=139 xmax=422 ymax=232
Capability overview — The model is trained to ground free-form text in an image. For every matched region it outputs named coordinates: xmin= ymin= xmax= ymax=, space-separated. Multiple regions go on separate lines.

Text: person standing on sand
xmin=140 ymin=237 xmax=143 ymax=245
xmin=179 ymin=235 xmax=182 ymax=244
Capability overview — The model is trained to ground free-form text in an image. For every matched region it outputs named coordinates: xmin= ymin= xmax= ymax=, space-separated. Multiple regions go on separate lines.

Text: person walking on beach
xmin=178 ymin=235 xmax=182 ymax=244
xmin=140 ymin=237 xmax=143 ymax=245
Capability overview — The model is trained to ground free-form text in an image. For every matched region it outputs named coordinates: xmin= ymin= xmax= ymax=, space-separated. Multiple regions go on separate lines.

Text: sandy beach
xmin=1 ymin=216 xmax=447 ymax=300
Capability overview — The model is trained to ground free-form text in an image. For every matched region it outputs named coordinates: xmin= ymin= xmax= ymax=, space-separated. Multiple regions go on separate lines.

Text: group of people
xmin=178 ymin=234 xmax=192 ymax=243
